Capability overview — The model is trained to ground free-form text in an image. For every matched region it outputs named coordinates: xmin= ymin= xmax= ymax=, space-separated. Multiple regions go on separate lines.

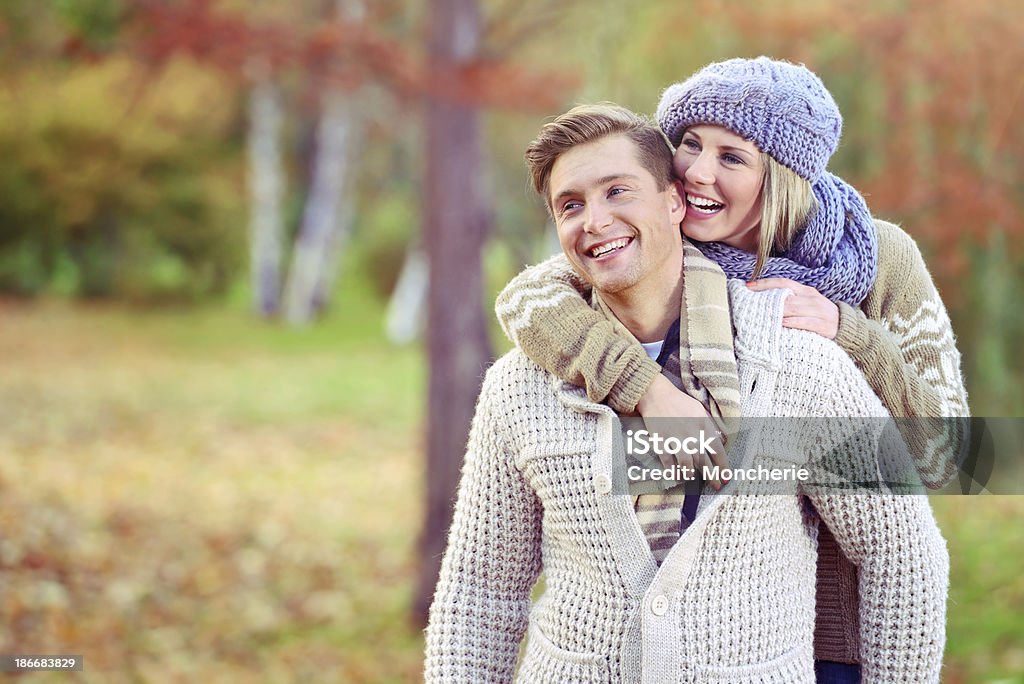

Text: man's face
xmin=548 ymin=134 xmax=685 ymax=297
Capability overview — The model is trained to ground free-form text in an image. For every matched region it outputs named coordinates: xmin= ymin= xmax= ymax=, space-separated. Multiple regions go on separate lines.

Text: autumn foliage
xmin=111 ymin=0 xmax=576 ymax=111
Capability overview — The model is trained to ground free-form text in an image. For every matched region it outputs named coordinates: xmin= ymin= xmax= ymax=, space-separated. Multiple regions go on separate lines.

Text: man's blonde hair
xmin=525 ymin=104 xmax=675 ymax=213
xmin=753 ymin=153 xmax=816 ymax=277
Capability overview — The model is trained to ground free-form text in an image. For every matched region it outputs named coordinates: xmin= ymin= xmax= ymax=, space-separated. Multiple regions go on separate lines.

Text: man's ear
xmin=667 ymin=178 xmax=686 ymax=222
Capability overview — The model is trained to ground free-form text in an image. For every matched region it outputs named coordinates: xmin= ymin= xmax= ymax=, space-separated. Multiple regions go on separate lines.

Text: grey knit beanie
xmin=656 ymin=57 xmax=842 ymax=182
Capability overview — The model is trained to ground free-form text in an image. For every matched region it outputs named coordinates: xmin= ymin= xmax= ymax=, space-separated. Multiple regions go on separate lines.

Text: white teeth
xmin=590 ymin=238 xmax=629 ymax=257
xmin=687 ymin=195 xmax=724 ymax=213
xmin=688 ymin=195 xmax=721 ymax=206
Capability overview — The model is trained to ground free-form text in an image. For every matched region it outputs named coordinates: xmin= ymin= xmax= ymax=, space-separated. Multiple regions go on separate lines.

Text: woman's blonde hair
xmin=753 ymin=153 xmax=816 ymax=277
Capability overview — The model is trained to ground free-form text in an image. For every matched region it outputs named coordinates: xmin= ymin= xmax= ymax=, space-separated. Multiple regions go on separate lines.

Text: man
xmin=424 ymin=104 xmax=948 ymax=683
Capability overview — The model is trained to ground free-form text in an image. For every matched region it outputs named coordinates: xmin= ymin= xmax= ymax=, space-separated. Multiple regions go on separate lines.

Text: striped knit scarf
xmin=594 ymin=240 xmax=742 ymax=564
xmin=692 ymin=172 xmax=878 ymax=306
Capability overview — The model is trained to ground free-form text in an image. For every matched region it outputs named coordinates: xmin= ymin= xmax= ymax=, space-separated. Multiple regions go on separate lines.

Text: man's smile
xmin=585 ymin=236 xmax=635 ymax=259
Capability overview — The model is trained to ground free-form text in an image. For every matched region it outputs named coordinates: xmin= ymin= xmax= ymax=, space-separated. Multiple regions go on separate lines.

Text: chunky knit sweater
xmin=493 ymin=219 xmax=968 ymax=663
xmin=425 ymin=282 xmax=949 ymax=683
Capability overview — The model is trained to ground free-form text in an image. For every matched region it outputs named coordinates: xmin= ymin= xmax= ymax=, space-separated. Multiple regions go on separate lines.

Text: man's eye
xmin=561 ymin=200 xmax=582 ymax=213
xmin=608 ymin=187 xmax=627 ymax=197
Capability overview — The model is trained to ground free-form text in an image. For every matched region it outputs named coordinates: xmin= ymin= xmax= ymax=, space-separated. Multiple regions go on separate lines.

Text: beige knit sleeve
xmin=809 ymin=392 xmax=948 ymax=683
xmin=780 ymin=329 xmax=948 ymax=682
xmin=834 ymin=221 xmax=970 ymax=487
xmin=809 ymin=492 xmax=949 ymax=683
xmin=495 ymin=254 xmax=661 ymax=413
xmin=424 ymin=365 xmax=543 ymax=682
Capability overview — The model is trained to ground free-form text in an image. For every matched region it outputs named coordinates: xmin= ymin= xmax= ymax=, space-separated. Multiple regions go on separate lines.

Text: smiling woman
xmin=673 ymin=125 xmax=765 ymax=253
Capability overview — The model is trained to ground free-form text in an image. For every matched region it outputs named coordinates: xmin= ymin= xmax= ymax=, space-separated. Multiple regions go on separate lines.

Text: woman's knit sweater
xmin=493 ymin=219 xmax=968 ymax=663
xmin=425 ymin=282 xmax=949 ymax=683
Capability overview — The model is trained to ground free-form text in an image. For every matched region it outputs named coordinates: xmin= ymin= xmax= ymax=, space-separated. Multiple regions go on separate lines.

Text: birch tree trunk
xmin=385 ymin=244 xmax=428 ymax=345
xmin=282 ymin=0 xmax=365 ymax=325
xmin=412 ymin=0 xmax=493 ymax=627
xmin=246 ymin=57 xmax=285 ymax=317
xmin=283 ymin=93 xmax=361 ymax=324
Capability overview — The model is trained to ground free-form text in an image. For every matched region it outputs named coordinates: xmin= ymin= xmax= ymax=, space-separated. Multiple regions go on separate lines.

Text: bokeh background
xmin=1 ymin=1 xmax=1022 ymax=682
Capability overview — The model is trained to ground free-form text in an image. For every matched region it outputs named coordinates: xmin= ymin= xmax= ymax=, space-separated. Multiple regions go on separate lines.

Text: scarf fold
xmin=593 ymin=241 xmax=742 ymax=426
xmin=593 ymin=242 xmax=741 ymax=564
xmin=691 ymin=172 xmax=878 ymax=306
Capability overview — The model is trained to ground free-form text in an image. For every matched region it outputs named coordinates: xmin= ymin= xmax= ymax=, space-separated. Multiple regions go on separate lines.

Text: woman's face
xmin=673 ymin=124 xmax=764 ymax=252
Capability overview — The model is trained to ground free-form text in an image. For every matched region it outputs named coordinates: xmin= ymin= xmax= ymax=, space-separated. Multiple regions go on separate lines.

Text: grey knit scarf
xmin=691 ymin=172 xmax=878 ymax=306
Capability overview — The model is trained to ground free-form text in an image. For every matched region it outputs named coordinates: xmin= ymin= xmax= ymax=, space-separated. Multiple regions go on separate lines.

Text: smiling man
xmin=546 ymin=131 xmax=685 ymax=343
xmin=424 ymin=104 xmax=948 ymax=683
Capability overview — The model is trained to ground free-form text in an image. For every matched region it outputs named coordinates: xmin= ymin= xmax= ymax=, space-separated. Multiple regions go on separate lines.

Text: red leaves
xmin=417 ymin=58 xmax=578 ymax=111
xmin=101 ymin=0 xmax=574 ymax=112
xmin=129 ymin=0 xmax=284 ymax=73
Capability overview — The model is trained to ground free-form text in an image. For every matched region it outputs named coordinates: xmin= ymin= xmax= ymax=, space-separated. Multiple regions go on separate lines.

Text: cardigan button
xmin=593 ymin=474 xmax=612 ymax=495
xmin=651 ymin=595 xmax=669 ymax=616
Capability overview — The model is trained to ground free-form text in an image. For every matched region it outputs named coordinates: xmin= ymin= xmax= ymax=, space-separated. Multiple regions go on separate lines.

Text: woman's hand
xmin=746 ymin=278 xmax=840 ymax=339
xmin=635 ymin=374 xmax=728 ymax=490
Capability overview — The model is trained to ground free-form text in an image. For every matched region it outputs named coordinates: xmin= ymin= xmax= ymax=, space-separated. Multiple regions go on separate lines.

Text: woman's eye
xmin=681 ymin=138 xmax=700 ymax=151
xmin=722 ymin=153 xmax=743 ymax=165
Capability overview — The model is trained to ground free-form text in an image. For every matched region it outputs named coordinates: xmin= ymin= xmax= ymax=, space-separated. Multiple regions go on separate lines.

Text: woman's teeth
xmin=687 ymin=196 xmax=724 ymax=214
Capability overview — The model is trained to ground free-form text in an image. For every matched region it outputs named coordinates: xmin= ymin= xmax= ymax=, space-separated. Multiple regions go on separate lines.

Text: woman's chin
xmin=681 ymin=222 xmax=719 ymax=244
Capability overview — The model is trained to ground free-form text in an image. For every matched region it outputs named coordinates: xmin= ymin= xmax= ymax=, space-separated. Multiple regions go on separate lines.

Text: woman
xmin=495 ymin=57 xmax=968 ymax=683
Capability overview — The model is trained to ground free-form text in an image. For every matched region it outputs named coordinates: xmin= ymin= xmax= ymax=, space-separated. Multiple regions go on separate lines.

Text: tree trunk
xmin=412 ymin=0 xmax=493 ymax=627
xmin=283 ymin=90 xmax=360 ymax=324
xmin=385 ymin=244 xmax=428 ymax=345
xmin=283 ymin=0 xmax=365 ymax=325
xmin=246 ymin=57 xmax=285 ymax=317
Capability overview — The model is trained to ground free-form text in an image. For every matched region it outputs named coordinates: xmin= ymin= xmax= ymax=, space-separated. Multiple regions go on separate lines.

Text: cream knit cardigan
xmin=425 ymin=282 xmax=948 ymax=684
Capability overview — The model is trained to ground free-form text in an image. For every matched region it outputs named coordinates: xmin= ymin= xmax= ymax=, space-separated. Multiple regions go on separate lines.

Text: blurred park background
xmin=1 ymin=0 xmax=1022 ymax=682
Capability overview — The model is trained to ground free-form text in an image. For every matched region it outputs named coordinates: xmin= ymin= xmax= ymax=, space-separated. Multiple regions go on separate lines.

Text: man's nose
xmin=583 ymin=201 xmax=613 ymax=233
xmin=685 ymin=152 xmax=715 ymax=185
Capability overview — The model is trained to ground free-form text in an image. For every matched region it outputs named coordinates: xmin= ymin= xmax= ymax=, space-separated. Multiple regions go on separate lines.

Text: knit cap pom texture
xmin=656 ymin=56 xmax=842 ymax=182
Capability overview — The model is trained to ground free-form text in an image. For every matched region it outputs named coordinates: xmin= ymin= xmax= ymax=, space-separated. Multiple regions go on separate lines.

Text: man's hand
xmin=635 ymin=374 xmax=728 ymax=490
xmin=746 ymin=278 xmax=840 ymax=339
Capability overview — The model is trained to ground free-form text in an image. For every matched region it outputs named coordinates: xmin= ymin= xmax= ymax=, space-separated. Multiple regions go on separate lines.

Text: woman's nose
xmin=685 ymin=153 xmax=715 ymax=185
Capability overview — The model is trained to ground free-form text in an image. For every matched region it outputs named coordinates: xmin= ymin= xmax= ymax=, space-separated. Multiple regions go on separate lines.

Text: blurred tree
xmin=385 ymin=243 xmax=427 ymax=344
xmin=414 ymin=0 xmax=493 ymax=627
xmin=246 ymin=52 xmax=285 ymax=316
xmin=123 ymin=0 xmax=422 ymax=316
xmin=0 ymin=2 xmax=247 ymax=299
xmin=283 ymin=0 xmax=366 ymax=324
xmin=0 ymin=48 xmax=243 ymax=299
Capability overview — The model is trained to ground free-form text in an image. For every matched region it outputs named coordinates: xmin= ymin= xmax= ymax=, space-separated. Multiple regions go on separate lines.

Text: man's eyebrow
xmin=551 ymin=173 xmax=642 ymax=206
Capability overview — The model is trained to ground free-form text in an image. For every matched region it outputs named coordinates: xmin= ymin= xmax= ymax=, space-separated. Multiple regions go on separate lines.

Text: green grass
xmin=0 ymin=291 xmax=1021 ymax=683
xmin=933 ymin=497 xmax=1024 ymax=683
